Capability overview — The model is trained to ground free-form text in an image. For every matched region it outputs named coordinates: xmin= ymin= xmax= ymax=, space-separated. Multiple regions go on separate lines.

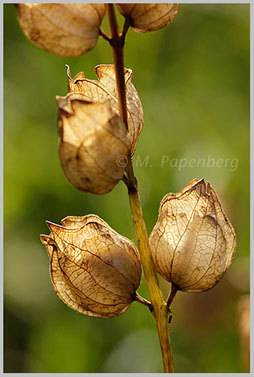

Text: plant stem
xmin=107 ymin=4 xmax=174 ymax=373
xmin=128 ymin=186 xmax=174 ymax=372
xmin=99 ymin=28 xmax=111 ymax=42
xmin=135 ymin=293 xmax=153 ymax=310
xmin=167 ymin=283 xmax=178 ymax=311
xmin=107 ymin=4 xmax=128 ymax=129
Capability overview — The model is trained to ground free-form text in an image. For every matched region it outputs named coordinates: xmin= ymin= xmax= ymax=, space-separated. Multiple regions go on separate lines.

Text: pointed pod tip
xmin=191 ymin=178 xmax=206 ymax=191
xmin=40 ymin=234 xmax=57 ymax=258
xmin=192 ymin=178 xmax=211 ymax=198
xmin=56 ymin=95 xmax=66 ymax=105
xmin=124 ymin=67 xmax=133 ymax=82
xmin=61 ymin=215 xmax=85 ymax=228
xmin=94 ymin=64 xmax=106 ymax=79
xmin=45 ymin=220 xmax=59 ymax=232
xmin=56 ymin=95 xmax=74 ymax=114
xmin=65 ymin=64 xmax=71 ymax=79
xmin=178 ymin=178 xmax=200 ymax=195
xmin=40 ymin=234 xmax=50 ymax=245
xmin=94 ymin=64 xmax=132 ymax=82
xmin=194 ymin=178 xmax=205 ymax=187
xmin=61 ymin=216 xmax=70 ymax=226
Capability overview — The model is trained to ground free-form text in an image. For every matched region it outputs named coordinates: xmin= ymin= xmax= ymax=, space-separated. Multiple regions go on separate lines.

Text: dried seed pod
xmin=40 ymin=215 xmax=142 ymax=318
xmin=66 ymin=65 xmax=143 ymax=158
xmin=116 ymin=4 xmax=179 ymax=33
xmin=57 ymin=93 xmax=131 ymax=195
xmin=149 ymin=179 xmax=236 ymax=292
xmin=16 ymin=4 xmax=106 ymax=56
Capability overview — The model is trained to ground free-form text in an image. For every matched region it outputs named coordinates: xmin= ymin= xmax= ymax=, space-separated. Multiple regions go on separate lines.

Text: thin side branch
xmin=166 ymin=283 xmax=178 ymax=311
xmin=120 ymin=18 xmax=131 ymax=43
xmin=135 ymin=293 xmax=153 ymax=311
xmin=99 ymin=28 xmax=111 ymax=42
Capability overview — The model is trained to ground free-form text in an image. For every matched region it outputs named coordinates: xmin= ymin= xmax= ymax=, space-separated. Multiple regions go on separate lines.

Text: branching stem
xmin=135 ymin=293 xmax=153 ymax=311
xmin=99 ymin=28 xmax=111 ymax=42
xmin=107 ymin=4 xmax=174 ymax=373
xmin=107 ymin=4 xmax=128 ymax=129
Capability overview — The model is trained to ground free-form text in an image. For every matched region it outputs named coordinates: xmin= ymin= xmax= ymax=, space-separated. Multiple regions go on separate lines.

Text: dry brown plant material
xmin=57 ymin=93 xmax=131 ymax=195
xmin=16 ymin=3 xmax=237 ymax=371
xmin=16 ymin=4 xmax=106 ymax=56
xmin=66 ymin=65 xmax=143 ymax=157
xmin=41 ymin=215 xmax=142 ymax=318
xmin=149 ymin=179 xmax=236 ymax=292
xmin=116 ymin=4 xmax=180 ymax=33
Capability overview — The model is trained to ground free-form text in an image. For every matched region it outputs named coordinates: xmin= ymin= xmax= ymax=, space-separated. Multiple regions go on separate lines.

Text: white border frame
xmin=0 ymin=1 xmax=252 ymax=376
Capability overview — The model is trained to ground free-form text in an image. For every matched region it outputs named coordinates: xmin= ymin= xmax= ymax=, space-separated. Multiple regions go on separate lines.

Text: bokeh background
xmin=4 ymin=3 xmax=250 ymax=373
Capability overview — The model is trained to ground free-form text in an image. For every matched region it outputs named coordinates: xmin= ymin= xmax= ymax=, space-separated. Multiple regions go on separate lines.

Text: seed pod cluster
xmin=17 ymin=4 xmax=180 ymax=58
xmin=41 ymin=215 xmax=142 ymax=318
xmin=149 ymin=179 xmax=236 ymax=292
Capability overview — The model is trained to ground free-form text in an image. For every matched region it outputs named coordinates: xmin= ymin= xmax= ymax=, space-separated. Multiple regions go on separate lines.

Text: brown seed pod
xmin=57 ymin=93 xmax=131 ymax=195
xmin=16 ymin=4 xmax=106 ymax=56
xmin=116 ymin=4 xmax=180 ymax=33
xmin=66 ymin=65 xmax=143 ymax=158
xmin=149 ymin=179 xmax=236 ymax=292
xmin=40 ymin=215 xmax=142 ymax=318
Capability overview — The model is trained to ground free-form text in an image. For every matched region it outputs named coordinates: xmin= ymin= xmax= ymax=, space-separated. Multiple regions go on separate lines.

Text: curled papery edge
xmin=64 ymin=64 xmax=144 ymax=158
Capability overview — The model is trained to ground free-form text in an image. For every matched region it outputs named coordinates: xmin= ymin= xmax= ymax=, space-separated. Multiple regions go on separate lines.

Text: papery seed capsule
xmin=16 ymin=4 xmax=106 ymax=56
xmin=149 ymin=179 xmax=236 ymax=292
xmin=65 ymin=65 xmax=144 ymax=158
xmin=116 ymin=4 xmax=179 ymax=33
xmin=41 ymin=215 xmax=142 ymax=318
xmin=57 ymin=93 xmax=131 ymax=195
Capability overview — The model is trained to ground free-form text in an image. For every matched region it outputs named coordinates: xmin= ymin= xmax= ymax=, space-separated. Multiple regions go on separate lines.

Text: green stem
xmin=107 ymin=4 xmax=174 ymax=373
xmin=127 ymin=185 xmax=174 ymax=372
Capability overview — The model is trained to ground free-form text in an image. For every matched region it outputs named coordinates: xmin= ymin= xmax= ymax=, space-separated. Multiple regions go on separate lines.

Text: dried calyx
xmin=57 ymin=93 xmax=130 ymax=195
xmin=66 ymin=65 xmax=144 ymax=158
xmin=16 ymin=4 xmax=180 ymax=59
xmin=149 ymin=179 xmax=236 ymax=292
xmin=41 ymin=215 xmax=142 ymax=318
xmin=57 ymin=65 xmax=143 ymax=194
xmin=16 ymin=4 xmax=106 ymax=56
xmin=116 ymin=4 xmax=180 ymax=33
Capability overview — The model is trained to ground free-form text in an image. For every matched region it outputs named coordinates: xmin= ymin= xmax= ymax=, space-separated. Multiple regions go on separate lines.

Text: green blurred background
xmin=4 ymin=3 xmax=250 ymax=373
